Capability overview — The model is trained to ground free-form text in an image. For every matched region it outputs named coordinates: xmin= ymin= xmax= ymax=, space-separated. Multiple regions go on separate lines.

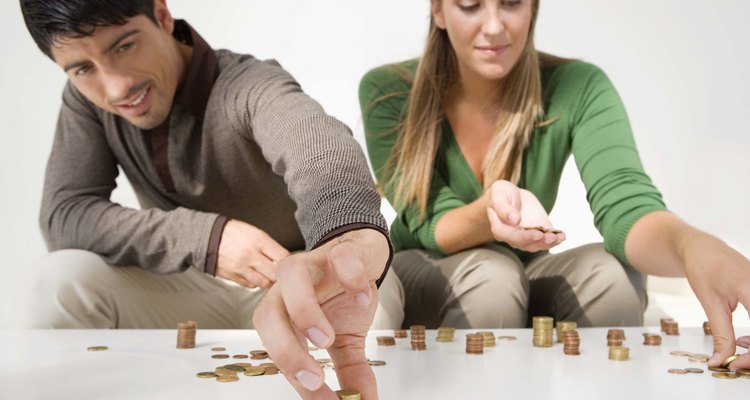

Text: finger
xmin=253 ymin=257 xmax=279 ymax=283
xmin=704 ymin=303 xmax=737 ymax=367
xmin=737 ymin=336 xmax=750 ymax=349
xmin=729 ymin=353 xmax=750 ymax=371
xmin=217 ymin=270 xmax=257 ymax=289
xmin=235 ymin=269 xmax=273 ymax=289
xmin=488 ymin=208 xmax=542 ymax=243
xmin=254 ymin=287 xmax=333 ymax=397
xmin=261 ymin=235 xmax=291 ymax=262
xmin=328 ymin=241 xmax=371 ymax=306
xmin=329 ymin=334 xmax=377 ymax=400
xmin=276 ymin=258 xmax=335 ymax=349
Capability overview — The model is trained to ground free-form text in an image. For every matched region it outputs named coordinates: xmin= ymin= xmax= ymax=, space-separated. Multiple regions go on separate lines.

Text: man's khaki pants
xmin=14 ymin=249 xmax=404 ymax=329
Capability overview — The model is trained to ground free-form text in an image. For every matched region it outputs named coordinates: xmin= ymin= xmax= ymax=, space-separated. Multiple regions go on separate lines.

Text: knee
xmin=15 ymin=249 xmax=112 ymax=328
xmin=458 ymin=248 xmax=528 ymax=296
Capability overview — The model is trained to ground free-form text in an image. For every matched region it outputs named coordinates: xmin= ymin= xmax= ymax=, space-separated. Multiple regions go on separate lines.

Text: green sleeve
xmin=568 ymin=63 xmax=667 ymax=266
xmin=359 ymin=64 xmax=463 ymax=254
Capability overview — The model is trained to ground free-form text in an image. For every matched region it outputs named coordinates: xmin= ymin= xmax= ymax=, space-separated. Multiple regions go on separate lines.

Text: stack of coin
xmin=562 ymin=330 xmax=580 ymax=355
xmin=642 ymin=333 xmax=662 ymax=346
xmin=477 ymin=331 xmax=496 ymax=347
xmin=703 ymin=321 xmax=712 ymax=336
xmin=250 ymin=350 xmax=269 ymax=360
xmin=335 ymin=389 xmax=361 ymax=400
xmin=176 ymin=321 xmax=196 ymax=349
xmin=556 ymin=321 xmax=577 ymax=343
xmin=660 ymin=318 xmax=674 ymax=332
xmin=394 ymin=329 xmax=408 ymax=339
xmin=608 ymin=346 xmax=630 ymax=361
xmin=436 ymin=327 xmax=455 ymax=342
xmin=606 ymin=329 xmax=625 ymax=347
xmin=410 ymin=325 xmax=426 ymax=351
xmin=376 ymin=336 xmax=396 ymax=346
xmin=532 ymin=316 xmax=554 ymax=348
xmin=663 ymin=320 xmax=679 ymax=335
xmin=466 ymin=333 xmax=484 ymax=354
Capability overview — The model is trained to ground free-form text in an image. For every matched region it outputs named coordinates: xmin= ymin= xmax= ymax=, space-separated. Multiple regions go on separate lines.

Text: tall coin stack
xmin=608 ymin=346 xmax=630 ymax=361
xmin=410 ymin=325 xmax=426 ymax=351
xmin=436 ymin=327 xmax=455 ymax=342
xmin=562 ymin=330 xmax=580 ymax=355
xmin=478 ymin=331 xmax=496 ymax=347
xmin=660 ymin=318 xmax=674 ymax=332
xmin=606 ymin=329 xmax=625 ymax=347
xmin=176 ymin=320 xmax=197 ymax=349
xmin=663 ymin=320 xmax=679 ymax=336
xmin=556 ymin=321 xmax=577 ymax=343
xmin=642 ymin=333 xmax=662 ymax=346
xmin=466 ymin=333 xmax=484 ymax=354
xmin=703 ymin=321 xmax=712 ymax=336
xmin=532 ymin=316 xmax=554 ymax=347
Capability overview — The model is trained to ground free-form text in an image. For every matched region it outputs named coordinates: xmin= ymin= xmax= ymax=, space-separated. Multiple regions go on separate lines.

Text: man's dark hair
xmin=20 ymin=0 xmax=156 ymax=59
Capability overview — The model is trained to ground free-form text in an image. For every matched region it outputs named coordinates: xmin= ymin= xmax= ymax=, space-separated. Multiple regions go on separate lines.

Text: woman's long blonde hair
xmin=385 ymin=0 xmax=561 ymax=219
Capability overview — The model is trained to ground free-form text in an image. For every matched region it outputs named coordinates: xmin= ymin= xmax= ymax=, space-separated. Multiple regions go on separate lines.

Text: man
xmin=19 ymin=0 xmax=401 ymax=398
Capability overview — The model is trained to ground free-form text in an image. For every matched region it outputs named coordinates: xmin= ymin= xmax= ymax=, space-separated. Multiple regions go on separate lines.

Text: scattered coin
xmin=684 ymin=368 xmax=704 ymax=374
xmin=232 ymin=354 xmax=249 ymax=359
xmin=86 ymin=346 xmax=109 ymax=352
xmin=669 ymin=350 xmax=691 ymax=356
xmin=216 ymin=375 xmax=239 ymax=383
xmin=196 ymin=372 xmax=217 ymax=378
xmin=708 ymin=366 xmax=731 ymax=373
xmin=223 ymin=364 xmax=245 ymax=372
xmin=211 ymin=354 xmax=229 ymax=359
xmin=211 ymin=347 xmax=226 ymax=352
xmin=668 ymin=369 xmax=688 ymax=374
xmin=368 ymin=360 xmax=386 ymax=366
xmin=243 ymin=366 xmax=265 ymax=376
xmin=712 ymin=372 xmax=738 ymax=380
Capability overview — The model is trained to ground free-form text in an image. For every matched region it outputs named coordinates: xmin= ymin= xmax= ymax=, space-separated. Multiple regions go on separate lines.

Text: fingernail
xmin=295 ymin=369 xmax=322 ymax=391
xmin=356 ymin=291 xmax=371 ymax=306
xmin=737 ymin=337 xmax=750 ymax=348
xmin=305 ymin=327 xmax=330 ymax=348
xmin=509 ymin=211 xmax=520 ymax=225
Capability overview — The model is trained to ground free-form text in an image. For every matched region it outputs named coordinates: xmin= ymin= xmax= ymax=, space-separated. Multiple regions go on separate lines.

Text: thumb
xmin=328 ymin=241 xmax=371 ymax=307
xmin=704 ymin=304 xmax=737 ymax=367
xmin=489 ymin=180 xmax=522 ymax=226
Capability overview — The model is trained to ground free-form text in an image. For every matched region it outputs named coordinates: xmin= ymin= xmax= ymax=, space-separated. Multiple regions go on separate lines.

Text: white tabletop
xmin=0 ymin=327 xmax=747 ymax=400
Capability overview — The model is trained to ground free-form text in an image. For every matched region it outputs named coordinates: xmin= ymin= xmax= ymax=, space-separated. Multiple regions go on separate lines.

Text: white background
xmin=1 ymin=0 xmax=748 ymax=328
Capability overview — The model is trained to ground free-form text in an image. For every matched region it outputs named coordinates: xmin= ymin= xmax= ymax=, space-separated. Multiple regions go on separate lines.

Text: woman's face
xmin=432 ymin=0 xmax=533 ymax=84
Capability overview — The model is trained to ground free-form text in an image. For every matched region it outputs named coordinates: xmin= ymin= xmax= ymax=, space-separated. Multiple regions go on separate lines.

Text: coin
xmin=223 ymin=364 xmax=245 ymax=372
xmin=232 ymin=354 xmax=249 ymax=359
xmin=721 ymin=354 xmax=740 ymax=368
xmin=243 ymin=366 xmax=266 ymax=376
xmin=736 ymin=369 xmax=750 ymax=376
xmin=335 ymin=389 xmax=361 ymax=400
xmin=497 ymin=336 xmax=517 ymax=341
xmin=214 ymin=367 xmax=237 ymax=377
xmin=668 ymin=369 xmax=688 ymax=374
xmin=368 ymin=360 xmax=386 ymax=366
xmin=86 ymin=346 xmax=109 ymax=352
xmin=196 ymin=372 xmax=217 ymax=378
xmin=708 ymin=366 xmax=731 ymax=373
xmin=712 ymin=372 xmax=738 ymax=380
xmin=211 ymin=354 xmax=229 ymax=359
xmin=684 ymin=368 xmax=704 ymax=374
xmin=211 ymin=347 xmax=226 ymax=352
xmin=669 ymin=350 xmax=690 ymax=356
xmin=216 ymin=375 xmax=239 ymax=383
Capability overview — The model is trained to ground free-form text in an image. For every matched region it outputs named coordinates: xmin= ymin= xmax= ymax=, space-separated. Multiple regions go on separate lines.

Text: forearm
xmin=624 ymin=210 xmax=707 ymax=277
xmin=434 ymin=194 xmax=493 ymax=254
xmin=41 ymin=194 xmax=219 ymax=274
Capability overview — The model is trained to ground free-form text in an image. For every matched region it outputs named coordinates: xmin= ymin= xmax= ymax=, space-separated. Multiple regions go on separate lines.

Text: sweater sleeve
xmin=359 ymin=64 xmax=464 ymax=254
xmin=569 ymin=63 xmax=667 ymax=266
xmin=226 ymin=58 xmax=389 ymax=251
xmin=40 ymin=82 xmax=220 ymax=274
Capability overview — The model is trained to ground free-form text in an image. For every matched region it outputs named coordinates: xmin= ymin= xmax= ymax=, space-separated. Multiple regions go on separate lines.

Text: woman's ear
xmin=431 ymin=0 xmax=447 ymax=29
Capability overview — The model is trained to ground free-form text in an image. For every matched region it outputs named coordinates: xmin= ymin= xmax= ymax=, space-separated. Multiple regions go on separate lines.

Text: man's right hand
xmin=216 ymin=219 xmax=290 ymax=288
xmin=486 ymin=180 xmax=565 ymax=252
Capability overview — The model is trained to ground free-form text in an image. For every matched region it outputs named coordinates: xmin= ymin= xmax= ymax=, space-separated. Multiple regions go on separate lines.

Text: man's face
xmin=50 ymin=11 xmax=184 ymax=129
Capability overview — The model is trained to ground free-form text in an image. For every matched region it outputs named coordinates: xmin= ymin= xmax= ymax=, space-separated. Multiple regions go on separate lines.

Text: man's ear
xmin=153 ymin=0 xmax=174 ymax=34
xmin=431 ymin=0 xmax=447 ymax=30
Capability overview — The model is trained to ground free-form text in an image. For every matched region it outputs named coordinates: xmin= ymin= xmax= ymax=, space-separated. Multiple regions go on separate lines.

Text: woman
xmin=360 ymin=0 xmax=749 ymax=369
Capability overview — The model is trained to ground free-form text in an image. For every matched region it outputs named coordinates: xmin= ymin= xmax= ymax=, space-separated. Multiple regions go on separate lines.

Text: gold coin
xmin=211 ymin=347 xmax=226 ymax=352
xmin=668 ymin=369 xmax=688 ymax=374
xmin=86 ymin=346 xmax=109 ymax=352
xmin=721 ymin=354 xmax=740 ymax=368
xmin=669 ymin=350 xmax=690 ymax=356
xmin=216 ymin=375 xmax=239 ymax=383
xmin=688 ymin=356 xmax=709 ymax=363
xmin=243 ymin=366 xmax=265 ymax=376
xmin=712 ymin=372 xmax=738 ymax=380
xmin=264 ymin=366 xmax=280 ymax=375
xmin=232 ymin=354 xmax=248 ymax=359
xmin=234 ymin=362 xmax=252 ymax=368
xmin=736 ymin=369 xmax=750 ymax=376
xmin=211 ymin=354 xmax=229 ymax=359
xmin=335 ymin=389 xmax=361 ymax=400
xmin=497 ymin=336 xmax=517 ymax=341
xmin=684 ymin=368 xmax=704 ymax=374
xmin=708 ymin=366 xmax=731 ymax=373
xmin=223 ymin=364 xmax=245 ymax=372
xmin=214 ymin=367 xmax=237 ymax=377
xmin=196 ymin=372 xmax=217 ymax=378
xmin=368 ymin=360 xmax=386 ymax=366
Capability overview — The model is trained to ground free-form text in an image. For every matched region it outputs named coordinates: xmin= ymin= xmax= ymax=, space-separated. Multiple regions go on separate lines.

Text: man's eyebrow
xmin=62 ymin=29 xmax=140 ymax=73
xmin=102 ymin=29 xmax=140 ymax=54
